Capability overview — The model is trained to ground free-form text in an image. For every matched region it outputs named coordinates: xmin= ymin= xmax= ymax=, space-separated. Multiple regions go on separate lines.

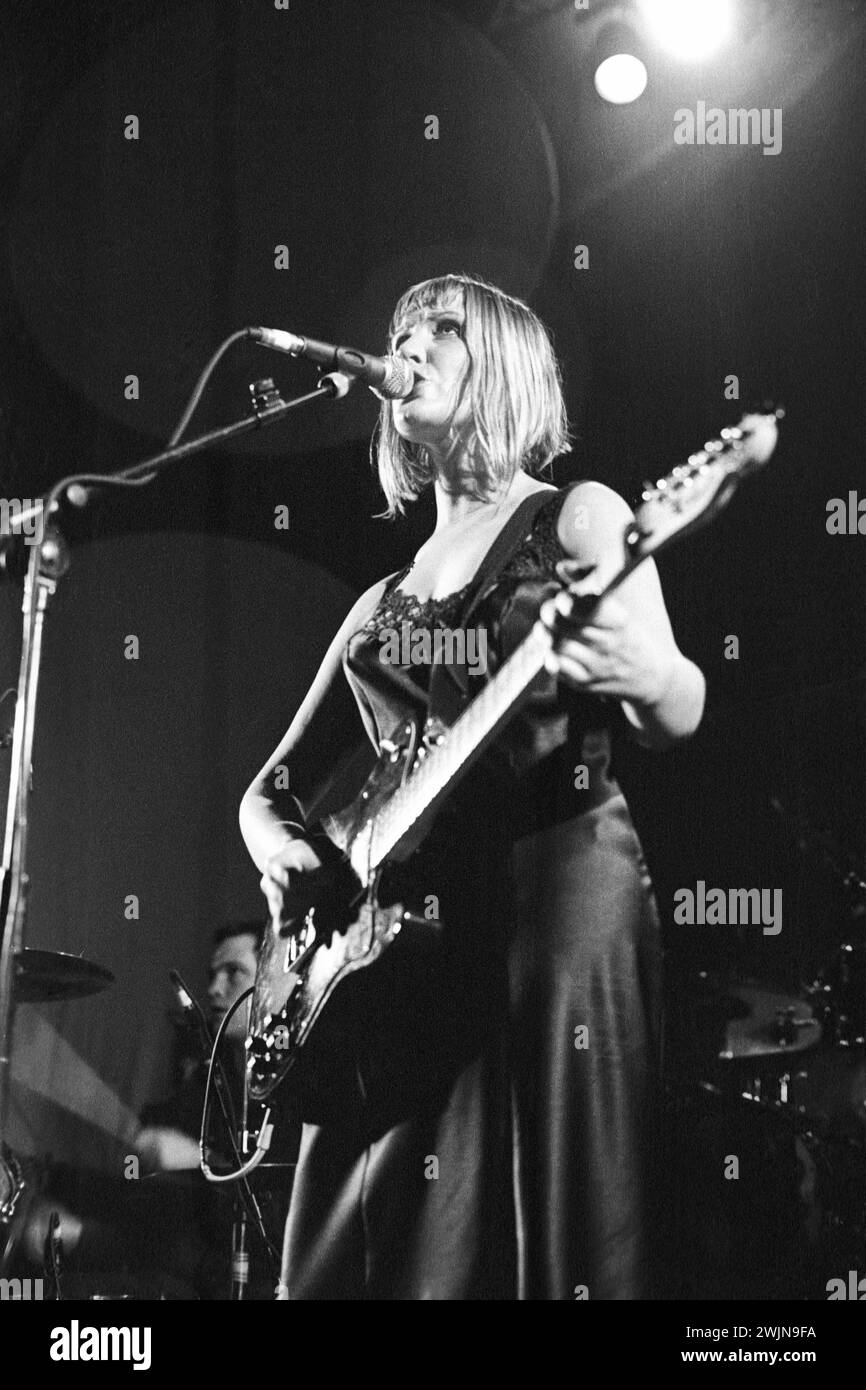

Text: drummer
xmin=136 ymin=920 xmax=265 ymax=1173
xmin=15 ymin=921 xmax=296 ymax=1298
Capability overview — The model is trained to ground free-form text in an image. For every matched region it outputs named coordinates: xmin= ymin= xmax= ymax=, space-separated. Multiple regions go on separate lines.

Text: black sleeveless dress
xmin=280 ymin=487 xmax=662 ymax=1300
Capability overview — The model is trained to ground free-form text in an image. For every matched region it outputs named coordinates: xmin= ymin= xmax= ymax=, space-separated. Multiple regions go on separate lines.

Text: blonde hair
xmin=373 ymin=274 xmax=571 ymax=516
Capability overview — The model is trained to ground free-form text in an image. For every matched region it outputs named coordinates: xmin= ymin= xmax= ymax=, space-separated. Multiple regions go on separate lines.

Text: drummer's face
xmin=207 ymin=933 xmax=259 ymax=1040
xmin=390 ymin=295 xmax=471 ymax=450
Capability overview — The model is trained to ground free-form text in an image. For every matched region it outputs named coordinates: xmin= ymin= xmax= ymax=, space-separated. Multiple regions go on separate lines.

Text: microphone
xmin=169 ymin=968 xmax=213 ymax=1056
xmin=169 ymin=968 xmax=243 ymax=1157
xmin=250 ymin=327 xmax=414 ymax=399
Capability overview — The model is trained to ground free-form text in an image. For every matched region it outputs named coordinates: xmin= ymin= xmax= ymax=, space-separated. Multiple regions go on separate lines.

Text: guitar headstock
xmin=627 ymin=408 xmax=783 ymax=562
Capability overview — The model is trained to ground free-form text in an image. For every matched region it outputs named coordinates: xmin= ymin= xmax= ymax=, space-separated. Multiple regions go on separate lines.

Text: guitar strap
xmin=427 ymin=485 xmax=559 ymax=727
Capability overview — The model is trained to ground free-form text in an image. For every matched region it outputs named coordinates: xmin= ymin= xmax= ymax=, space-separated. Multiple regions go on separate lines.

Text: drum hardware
xmin=43 ymin=1207 xmax=63 ymax=1299
xmin=715 ymin=982 xmax=822 ymax=1062
xmin=771 ymin=793 xmax=866 ymax=1046
xmin=2 ymin=950 xmax=113 ymax=1271
xmin=13 ymin=949 xmax=114 ymax=1004
xmin=0 ymin=1144 xmax=27 ymax=1233
xmin=807 ymin=941 xmax=866 ymax=1049
xmin=668 ymin=787 xmax=866 ymax=1283
xmin=740 ymin=1069 xmax=796 ymax=1106
xmin=0 ymin=1144 xmax=43 ymax=1274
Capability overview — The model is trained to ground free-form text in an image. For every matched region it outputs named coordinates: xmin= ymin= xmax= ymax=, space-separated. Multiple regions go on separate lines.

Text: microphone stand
xmin=172 ymin=973 xmax=253 ymax=1298
xmin=232 ymin=1063 xmax=251 ymax=1302
xmin=232 ymin=1202 xmax=249 ymax=1300
xmin=171 ymin=969 xmax=255 ymax=1298
xmin=0 ymin=374 xmax=346 ymax=1224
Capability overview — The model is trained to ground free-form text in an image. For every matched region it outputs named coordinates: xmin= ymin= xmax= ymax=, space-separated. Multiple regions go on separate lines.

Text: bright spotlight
xmin=592 ymin=17 xmax=649 ymax=105
xmin=638 ymin=0 xmax=734 ymax=62
xmin=594 ymin=53 xmax=648 ymax=105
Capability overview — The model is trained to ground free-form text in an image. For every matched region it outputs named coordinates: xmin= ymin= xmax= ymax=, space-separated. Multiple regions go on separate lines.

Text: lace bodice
xmin=357 ymin=488 xmax=570 ymax=645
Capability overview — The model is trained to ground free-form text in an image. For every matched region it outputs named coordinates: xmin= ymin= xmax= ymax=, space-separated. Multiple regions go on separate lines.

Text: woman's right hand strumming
xmin=260 ymin=837 xmax=325 ymax=924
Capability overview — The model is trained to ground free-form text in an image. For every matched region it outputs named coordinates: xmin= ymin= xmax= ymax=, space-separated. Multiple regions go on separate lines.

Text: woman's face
xmin=389 ymin=297 xmax=471 ymax=452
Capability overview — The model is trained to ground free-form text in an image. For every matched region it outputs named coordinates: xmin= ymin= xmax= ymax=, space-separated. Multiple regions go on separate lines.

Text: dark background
xmin=0 ymin=0 xmax=864 ymax=1173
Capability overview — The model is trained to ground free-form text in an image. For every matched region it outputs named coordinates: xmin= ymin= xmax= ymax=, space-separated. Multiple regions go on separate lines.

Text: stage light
xmin=593 ymin=19 xmax=648 ymax=105
xmin=637 ymin=0 xmax=734 ymax=62
xmin=594 ymin=53 xmax=648 ymax=104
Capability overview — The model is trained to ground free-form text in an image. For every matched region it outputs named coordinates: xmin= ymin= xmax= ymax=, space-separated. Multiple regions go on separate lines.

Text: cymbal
xmin=721 ymin=983 xmax=822 ymax=1060
xmin=14 ymin=949 xmax=114 ymax=1003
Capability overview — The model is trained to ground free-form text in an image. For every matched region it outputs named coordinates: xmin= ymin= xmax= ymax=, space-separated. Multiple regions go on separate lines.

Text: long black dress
xmin=280 ymin=485 xmax=662 ymax=1300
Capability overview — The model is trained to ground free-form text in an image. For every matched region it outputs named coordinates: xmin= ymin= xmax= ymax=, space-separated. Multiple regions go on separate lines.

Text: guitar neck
xmin=369 ymin=618 xmax=553 ymax=866
xmin=358 ymin=409 xmax=781 ymax=874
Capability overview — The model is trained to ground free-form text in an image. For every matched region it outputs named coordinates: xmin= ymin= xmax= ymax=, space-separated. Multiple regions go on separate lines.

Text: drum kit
xmin=673 ymin=956 xmax=866 ymax=1123
xmin=1 ymin=948 xmax=293 ymax=1298
xmin=668 ymin=807 xmax=866 ymax=1284
xmin=1 ymin=948 xmax=114 ymax=1276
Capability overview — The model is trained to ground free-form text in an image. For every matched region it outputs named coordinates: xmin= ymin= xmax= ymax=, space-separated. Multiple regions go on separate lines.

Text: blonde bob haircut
xmin=374 ymin=274 xmax=571 ymax=516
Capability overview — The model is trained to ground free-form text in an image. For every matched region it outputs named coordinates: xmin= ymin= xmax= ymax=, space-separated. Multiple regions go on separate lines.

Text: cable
xmin=167 ymin=328 xmax=253 ymax=448
xmin=38 ymin=327 xmax=257 ymax=512
xmin=198 ymin=989 xmax=281 ymax=1263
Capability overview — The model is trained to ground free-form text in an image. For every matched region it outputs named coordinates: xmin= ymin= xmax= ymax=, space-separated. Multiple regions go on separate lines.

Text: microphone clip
xmin=249 ymin=378 xmax=287 ymax=420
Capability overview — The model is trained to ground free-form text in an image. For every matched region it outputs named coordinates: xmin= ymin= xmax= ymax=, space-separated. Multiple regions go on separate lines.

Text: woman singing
xmin=239 ymin=274 xmax=705 ymax=1300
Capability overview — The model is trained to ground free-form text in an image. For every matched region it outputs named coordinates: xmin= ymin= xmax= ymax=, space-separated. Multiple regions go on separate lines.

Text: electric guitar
xmin=247 ymin=410 xmax=782 ymax=1107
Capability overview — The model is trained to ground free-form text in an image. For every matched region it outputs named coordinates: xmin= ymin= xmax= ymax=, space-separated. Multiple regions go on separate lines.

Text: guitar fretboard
xmin=368 ymin=620 xmax=552 ymax=866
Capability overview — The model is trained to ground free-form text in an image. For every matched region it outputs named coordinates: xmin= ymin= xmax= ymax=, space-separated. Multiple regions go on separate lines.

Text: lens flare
xmin=638 ymin=0 xmax=734 ymax=62
xmin=594 ymin=53 xmax=649 ymax=105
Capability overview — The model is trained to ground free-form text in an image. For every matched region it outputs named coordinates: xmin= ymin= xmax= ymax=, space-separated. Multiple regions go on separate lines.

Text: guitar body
xmin=247 ymin=720 xmax=445 ymax=1113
